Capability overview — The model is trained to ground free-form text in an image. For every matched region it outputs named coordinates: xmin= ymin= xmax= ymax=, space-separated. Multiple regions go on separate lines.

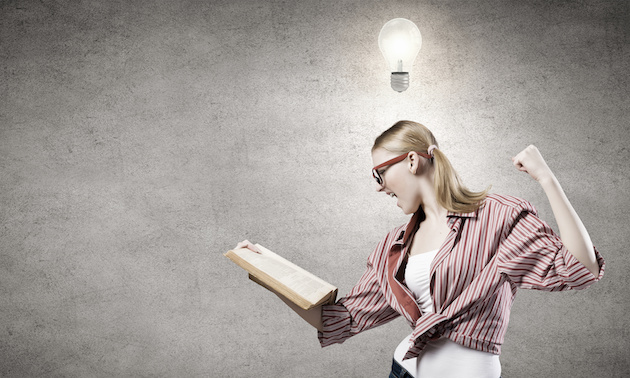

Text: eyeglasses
xmin=372 ymin=151 xmax=432 ymax=185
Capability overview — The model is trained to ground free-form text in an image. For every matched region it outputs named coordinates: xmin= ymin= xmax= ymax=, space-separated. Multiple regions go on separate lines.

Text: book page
xmin=228 ymin=245 xmax=335 ymax=305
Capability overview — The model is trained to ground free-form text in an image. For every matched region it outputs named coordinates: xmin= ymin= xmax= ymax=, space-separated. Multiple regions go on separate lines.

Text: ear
xmin=407 ymin=151 xmax=421 ymax=175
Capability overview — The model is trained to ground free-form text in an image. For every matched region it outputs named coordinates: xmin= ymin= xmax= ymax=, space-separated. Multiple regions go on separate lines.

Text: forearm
xmin=250 ymin=274 xmax=324 ymax=331
xmin=539 ymin=174 xmax=599 ymax=276
xmin=276 ymin=293 xmax=324 ymax=332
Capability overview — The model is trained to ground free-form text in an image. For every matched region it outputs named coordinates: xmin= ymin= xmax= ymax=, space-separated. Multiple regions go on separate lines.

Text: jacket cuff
xmin=317 ymin=301 xmax=353 ymax=347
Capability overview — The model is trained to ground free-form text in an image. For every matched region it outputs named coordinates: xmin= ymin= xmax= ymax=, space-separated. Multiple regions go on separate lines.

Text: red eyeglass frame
xmin=372 ymin=151 xmax=432 ymax=185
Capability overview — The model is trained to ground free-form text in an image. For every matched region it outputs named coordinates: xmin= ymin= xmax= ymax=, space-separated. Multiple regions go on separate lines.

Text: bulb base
xmin=390 ymin=72 xmax=409 ymax=92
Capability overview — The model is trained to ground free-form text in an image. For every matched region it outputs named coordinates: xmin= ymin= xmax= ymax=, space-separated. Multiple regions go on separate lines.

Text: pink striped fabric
xmin=317 ymin=194 xmax=605 ymax=360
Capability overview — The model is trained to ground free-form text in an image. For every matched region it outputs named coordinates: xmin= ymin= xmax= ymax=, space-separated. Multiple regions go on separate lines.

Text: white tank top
xmin=404 ymin=250 xmax=439 ymax=314
xmin=395 ymin=250 xmax=502 ymax=378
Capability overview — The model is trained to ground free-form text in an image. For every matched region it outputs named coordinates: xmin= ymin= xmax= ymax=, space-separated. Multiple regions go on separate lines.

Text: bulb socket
xmin=390 ymin=72 xmax=409 ymax=92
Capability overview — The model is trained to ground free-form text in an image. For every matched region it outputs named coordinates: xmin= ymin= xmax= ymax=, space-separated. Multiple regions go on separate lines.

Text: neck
xmin=421 ymin=199 xmax=447 ymax=221
xmin=417 ymin=175 xmax=446 ymax=221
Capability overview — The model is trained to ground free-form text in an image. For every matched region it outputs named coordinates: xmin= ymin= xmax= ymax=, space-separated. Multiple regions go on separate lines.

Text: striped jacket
xmin=318 ymin=194 xmax=605 ymax=360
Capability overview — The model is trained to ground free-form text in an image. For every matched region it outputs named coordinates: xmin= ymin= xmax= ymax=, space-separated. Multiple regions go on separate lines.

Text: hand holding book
xmin=234 ymin=239 xmax=262 ymax=254
xmin=225 ymin=242 xmax=336 ymax=331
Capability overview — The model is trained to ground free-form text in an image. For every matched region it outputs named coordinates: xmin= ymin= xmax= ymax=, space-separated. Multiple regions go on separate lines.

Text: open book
xmin=224 ymin=244 xmax=338 ymax=310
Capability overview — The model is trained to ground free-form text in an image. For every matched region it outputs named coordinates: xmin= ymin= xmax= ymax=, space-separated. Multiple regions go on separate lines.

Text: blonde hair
xmin=372 ymin=120 xmax=489 ymax=213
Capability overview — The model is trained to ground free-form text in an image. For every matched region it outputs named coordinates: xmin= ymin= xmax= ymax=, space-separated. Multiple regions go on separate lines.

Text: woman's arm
xmin=234 ymin=238 xmax=402 ymax=344
xmin=511 ymin=146 xmax=600 ymax=276
xmin=275 ymin=292 xmax=324 ymax=331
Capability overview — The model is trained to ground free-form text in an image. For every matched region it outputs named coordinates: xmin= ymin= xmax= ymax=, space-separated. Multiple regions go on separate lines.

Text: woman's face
xmin=371 ymin=148 xmax=423 ymax=215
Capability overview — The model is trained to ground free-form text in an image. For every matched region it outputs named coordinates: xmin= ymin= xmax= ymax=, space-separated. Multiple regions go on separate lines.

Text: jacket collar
xmin=395 ymin=204 xmax=482 ymax=246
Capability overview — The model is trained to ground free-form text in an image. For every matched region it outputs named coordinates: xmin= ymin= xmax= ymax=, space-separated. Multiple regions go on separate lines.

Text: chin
xmin=400 ymin=206 xmax=414 ymax=215
xmin=400 ymin=201 xmax=420 ymax=215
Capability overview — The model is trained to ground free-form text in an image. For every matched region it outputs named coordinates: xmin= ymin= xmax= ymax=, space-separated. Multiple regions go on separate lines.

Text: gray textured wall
xmin=1 ymin=0 xmax=628 ymax=377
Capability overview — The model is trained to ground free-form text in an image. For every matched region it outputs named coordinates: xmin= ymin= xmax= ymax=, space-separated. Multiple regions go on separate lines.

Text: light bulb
xmin=378 ymin=18 xmax=422 ymax=92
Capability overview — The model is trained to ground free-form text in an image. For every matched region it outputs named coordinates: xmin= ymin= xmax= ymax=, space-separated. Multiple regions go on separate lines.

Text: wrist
xmin=538 ymin=172 xmax=560 ymax=192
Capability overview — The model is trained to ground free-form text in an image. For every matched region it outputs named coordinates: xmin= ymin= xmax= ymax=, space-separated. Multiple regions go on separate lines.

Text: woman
xmin=236 ymin=120 xmax=604 ymax=377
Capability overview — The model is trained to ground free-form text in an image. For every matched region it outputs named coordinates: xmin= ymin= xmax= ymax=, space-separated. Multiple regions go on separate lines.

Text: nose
xmin=375 ymin=181 xmax=385 ymax=192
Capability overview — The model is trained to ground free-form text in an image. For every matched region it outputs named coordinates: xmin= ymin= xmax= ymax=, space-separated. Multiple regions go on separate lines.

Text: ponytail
xmin=431 ymin=148 xmax=489 ymax=213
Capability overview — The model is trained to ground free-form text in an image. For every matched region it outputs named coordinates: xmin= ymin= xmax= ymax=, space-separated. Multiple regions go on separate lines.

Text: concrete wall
xmin=1 ymin=0 xmax=628 ymax=376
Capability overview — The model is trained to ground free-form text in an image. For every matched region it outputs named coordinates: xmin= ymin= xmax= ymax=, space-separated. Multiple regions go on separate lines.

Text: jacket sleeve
xmin=318 ymin=240 xmax=400 ymax=347
xmin=497 ymin=200 xmax=605 ymax=291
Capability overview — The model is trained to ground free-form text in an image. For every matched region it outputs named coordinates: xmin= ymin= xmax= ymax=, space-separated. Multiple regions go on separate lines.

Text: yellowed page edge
xmin=224 ymin=249 xmax=316 ymax=310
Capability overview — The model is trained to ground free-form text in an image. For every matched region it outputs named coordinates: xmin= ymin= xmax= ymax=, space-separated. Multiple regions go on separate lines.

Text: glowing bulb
xmin=378 ymin=18 xmax=422 ymax=92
